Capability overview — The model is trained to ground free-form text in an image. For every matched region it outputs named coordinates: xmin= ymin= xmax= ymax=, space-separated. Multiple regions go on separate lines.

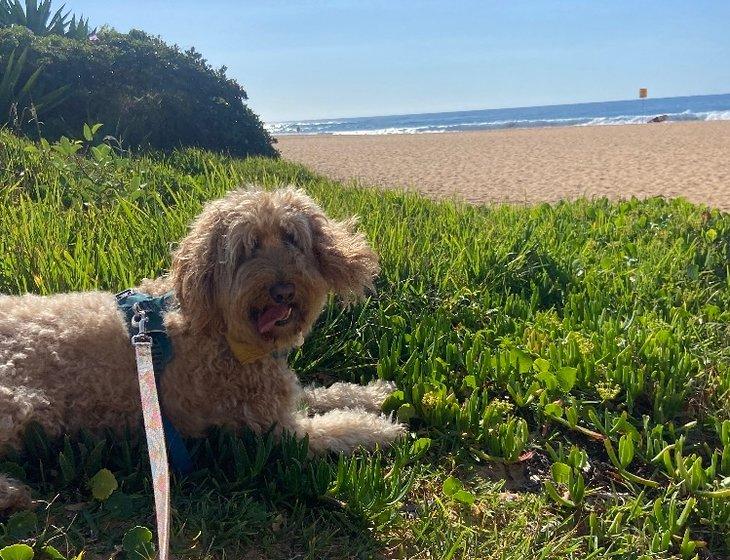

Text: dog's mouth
xmin=254 ymin=304 xmax=294 ymax=336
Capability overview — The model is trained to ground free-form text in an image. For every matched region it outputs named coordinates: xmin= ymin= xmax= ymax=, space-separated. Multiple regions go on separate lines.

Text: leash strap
xmin=132 ymin=305 xmax=170 ymax=560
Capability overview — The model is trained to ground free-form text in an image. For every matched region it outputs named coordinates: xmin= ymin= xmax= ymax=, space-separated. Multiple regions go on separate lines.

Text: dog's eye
xmin=283 ymin=232 xmax=298 ymax=248
xmin=250 ymin=239 xmax=261 ymax=255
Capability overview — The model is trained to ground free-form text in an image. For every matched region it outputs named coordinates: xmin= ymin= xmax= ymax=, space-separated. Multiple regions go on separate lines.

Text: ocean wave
xmin=264 ymin=119 xmax=347 ymax=133
xmin=579 ymin=115 xmax=653 ymax=126
xmin=332 ymin=126 xmax=446 ymax=135
xmin=329 ymin=119 xmax=583 ymax=135
xmin=701 ymin=110 xmax=730 ymax=121
xmin=276 ymin=117 xmax=590 ymax=135
xmin=579 ymin=110 xmax=730 ymax=127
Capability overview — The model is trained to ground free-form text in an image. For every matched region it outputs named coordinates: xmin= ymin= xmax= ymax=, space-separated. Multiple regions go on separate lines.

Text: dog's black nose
xmin=269 ymin=282 xmax=295 ymax=304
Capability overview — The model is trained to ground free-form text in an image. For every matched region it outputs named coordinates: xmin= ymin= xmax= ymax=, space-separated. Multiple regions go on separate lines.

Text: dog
xmin=0 ymin=187 xmax=404 ymax=511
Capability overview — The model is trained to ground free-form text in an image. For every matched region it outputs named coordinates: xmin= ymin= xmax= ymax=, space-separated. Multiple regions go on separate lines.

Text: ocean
xmin=266 ymin=93 xmax=730 ymax=136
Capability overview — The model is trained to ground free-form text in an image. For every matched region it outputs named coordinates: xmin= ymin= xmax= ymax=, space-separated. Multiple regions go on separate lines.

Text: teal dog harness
xmin=116 ymin=289 xmax=193 ymax=474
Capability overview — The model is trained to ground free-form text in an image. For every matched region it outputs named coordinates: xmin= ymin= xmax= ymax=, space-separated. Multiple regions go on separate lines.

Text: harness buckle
xmin=131 ymin=302 xmax=152 ymax=345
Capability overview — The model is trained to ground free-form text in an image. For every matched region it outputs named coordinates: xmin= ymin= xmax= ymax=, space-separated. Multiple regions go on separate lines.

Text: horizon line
xmin=264 ymin=91 xmax=730 ymax=125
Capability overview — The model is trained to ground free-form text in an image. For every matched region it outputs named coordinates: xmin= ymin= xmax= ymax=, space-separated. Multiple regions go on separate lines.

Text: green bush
xmin=0 ymin=26 xmax=277 ymax=157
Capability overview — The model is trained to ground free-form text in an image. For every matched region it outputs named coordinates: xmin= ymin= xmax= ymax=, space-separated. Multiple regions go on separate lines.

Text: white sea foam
xmin=579 ymin=110 xmax=730 ymax=127
xmin=702 ymin=110 xmax=730 ymax=121
xmin=265 ymin=119 xmax=348 ymax=133
xmin=332 ymin=126 xmax=446 ymax=135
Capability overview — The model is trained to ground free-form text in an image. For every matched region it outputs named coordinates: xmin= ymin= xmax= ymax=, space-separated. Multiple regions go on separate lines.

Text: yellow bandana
xmin=226 ymin=335 xmax=271 ymax=364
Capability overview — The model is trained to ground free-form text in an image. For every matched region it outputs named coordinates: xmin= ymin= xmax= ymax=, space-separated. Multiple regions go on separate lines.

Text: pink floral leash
xmin=132 ymin=304 xmax=171 ymax=560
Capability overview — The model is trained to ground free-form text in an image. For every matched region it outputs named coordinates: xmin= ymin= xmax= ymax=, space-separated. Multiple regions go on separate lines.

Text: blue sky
xmin=70 ymin=1 xmax=730 ymax=122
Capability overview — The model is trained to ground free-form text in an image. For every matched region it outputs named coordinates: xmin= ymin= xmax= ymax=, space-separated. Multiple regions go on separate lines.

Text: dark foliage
xmin=0 ymin=26 xmax=277 ymax=157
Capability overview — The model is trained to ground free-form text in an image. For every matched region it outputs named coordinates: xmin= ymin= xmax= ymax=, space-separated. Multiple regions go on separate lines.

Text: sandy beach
xmin=276 ymin=121 xmax=730 ymax=211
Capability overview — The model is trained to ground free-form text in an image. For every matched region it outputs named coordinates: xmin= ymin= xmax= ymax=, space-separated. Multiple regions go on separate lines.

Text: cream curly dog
xmin=0 ymin=187 xmax=404 ymax=511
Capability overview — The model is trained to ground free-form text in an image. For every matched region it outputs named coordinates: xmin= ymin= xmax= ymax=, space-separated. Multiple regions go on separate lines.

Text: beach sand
xmin=276 ymin=121 xmax=730 ymax=211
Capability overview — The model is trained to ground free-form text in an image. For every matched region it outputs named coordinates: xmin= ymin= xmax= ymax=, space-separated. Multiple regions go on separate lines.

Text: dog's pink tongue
xmin=257 ymin=305 xmax=291 ymax=334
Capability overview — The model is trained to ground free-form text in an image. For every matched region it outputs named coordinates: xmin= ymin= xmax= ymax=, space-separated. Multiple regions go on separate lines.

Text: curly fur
xmin=0 ymin=187 xmax=404 ymax=511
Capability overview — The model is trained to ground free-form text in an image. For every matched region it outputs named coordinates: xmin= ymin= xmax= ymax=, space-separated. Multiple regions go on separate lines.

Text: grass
xmin=0 ymin=127 xmax=728 ymax=559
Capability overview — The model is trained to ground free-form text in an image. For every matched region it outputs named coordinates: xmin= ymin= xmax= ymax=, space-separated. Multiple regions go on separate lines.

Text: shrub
xmin=0 ymin=26 xmax=277 ymax=157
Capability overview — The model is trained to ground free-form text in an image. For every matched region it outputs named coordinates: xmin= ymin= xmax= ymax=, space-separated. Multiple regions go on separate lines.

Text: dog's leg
xmin=0 ymin=385 xmax=59 ymax=512
xmin=0 ymin=476 xmax=32 ymax=512
xmin=291 ymin=408 xmax=405 ymax=454
xmin=300 ymin=379 xmax=397 ymax=414
xmin=0 ymin=385 xmax=60 ymax=446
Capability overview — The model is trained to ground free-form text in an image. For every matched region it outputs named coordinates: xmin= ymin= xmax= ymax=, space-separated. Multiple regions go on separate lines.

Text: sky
xmin=70 ymin=0 xmax=730 ymax=123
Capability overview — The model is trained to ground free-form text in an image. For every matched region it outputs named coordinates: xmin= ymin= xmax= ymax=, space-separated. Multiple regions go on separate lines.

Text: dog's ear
xmin=310 ymin=214 xmax=380 ymax=302
xmin=170 ymin=205 xmax=226 ymax=333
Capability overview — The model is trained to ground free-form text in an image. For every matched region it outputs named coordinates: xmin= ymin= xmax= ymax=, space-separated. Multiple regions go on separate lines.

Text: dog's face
xmin=171 ymin=188 xmax=379 ymax=352
xmin=217 ymin=202 xmax=335 ymax=348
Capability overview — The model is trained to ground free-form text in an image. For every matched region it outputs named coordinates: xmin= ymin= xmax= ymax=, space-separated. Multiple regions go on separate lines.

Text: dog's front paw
xmin=298 ymin=408 xmax=406 ymax=455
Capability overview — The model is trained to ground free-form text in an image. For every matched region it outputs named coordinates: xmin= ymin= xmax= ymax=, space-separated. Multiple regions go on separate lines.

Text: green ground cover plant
xmin=0 ymin=128 xmax=728 ymax=559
